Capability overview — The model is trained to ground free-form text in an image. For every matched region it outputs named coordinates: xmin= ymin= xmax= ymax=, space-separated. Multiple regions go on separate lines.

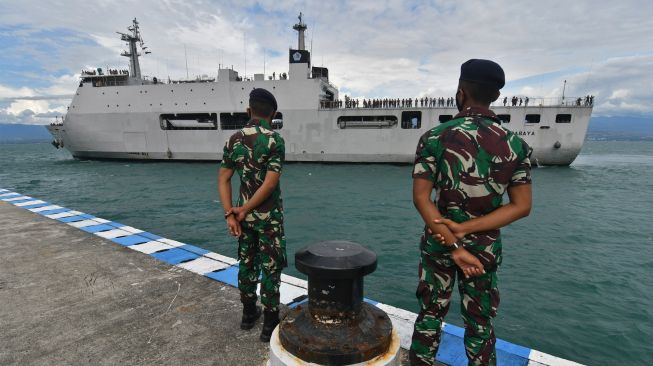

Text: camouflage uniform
xmin=410 ymin=107 xmax=532 ymax=366
xmin=221 ymin=118 xmax=287 ymax=312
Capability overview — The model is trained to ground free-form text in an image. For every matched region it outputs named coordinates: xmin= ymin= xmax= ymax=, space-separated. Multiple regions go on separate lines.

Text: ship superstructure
xmin=48 ymin=15 xmax=593 ymax=165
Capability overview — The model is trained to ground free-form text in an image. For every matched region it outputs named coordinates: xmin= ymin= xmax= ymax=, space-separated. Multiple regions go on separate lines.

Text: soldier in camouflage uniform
xmin=218 ymin=88 xmax=286 ymax=342
xmin=409 ymin=60 xmax=533 ymax=366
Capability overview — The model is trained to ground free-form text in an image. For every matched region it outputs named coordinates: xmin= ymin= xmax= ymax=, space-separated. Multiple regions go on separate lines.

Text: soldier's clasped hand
xmin=225 ymin=213 xmax=242 ymax=237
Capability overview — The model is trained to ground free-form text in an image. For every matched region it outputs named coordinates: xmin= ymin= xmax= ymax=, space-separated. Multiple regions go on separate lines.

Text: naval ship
xmin=48 ymin=15 xmax=593 ymax=165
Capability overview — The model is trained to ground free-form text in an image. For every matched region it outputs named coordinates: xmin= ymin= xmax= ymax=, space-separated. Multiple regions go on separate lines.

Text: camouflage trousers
xmin=409 ymin=246 xmax=500 ymax=366
xmin=237 ymin=221 xmax=287 ymax=312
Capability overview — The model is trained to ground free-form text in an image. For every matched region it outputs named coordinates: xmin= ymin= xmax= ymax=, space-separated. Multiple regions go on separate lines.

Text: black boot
xmin=240 ymin=302 xmax=261 ymax=330
xmin=259 ymin=310 xmax=280 ymax=342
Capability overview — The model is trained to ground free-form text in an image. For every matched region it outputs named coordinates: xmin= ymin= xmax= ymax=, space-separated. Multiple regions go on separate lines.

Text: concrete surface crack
xmin=147 ymin=281 xmax=181 ymax=344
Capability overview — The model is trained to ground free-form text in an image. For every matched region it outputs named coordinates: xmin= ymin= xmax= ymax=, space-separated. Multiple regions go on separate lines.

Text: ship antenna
xmin=184 ymin=44 xmax=189 ymax=80
xmin=118 ymin=18 xmax=149 ymax=80
xmin=293 ymin=12 xmax=308 ymax=50
xmin=244 ymin=33 xmax=247 ymax=79
xmin=310 ymin=22 xmax=314 ymax=56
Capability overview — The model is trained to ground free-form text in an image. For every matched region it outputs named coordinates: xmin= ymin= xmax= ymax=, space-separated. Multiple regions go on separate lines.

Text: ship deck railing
xmin=319 ymin=97 xmax=594 ymax=110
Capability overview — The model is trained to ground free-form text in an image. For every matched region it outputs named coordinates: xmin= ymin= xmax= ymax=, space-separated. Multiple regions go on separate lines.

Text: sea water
xmin=1 ymin=141 xmax=651 ymax=365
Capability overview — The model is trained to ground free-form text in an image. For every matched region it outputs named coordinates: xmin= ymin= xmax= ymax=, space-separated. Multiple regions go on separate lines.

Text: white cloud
xmin=1 ymin=0 xmax=652 ymax=123
xmin=7 ymin=100 xmax=49 ymax=115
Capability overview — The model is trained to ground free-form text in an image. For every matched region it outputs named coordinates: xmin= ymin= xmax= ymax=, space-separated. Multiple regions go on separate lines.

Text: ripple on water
xmin=1 ymin=141 xmax=652 ymax=365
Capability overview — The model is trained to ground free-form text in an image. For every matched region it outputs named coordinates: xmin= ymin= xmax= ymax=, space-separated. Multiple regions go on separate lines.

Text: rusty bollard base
xmin=279 ymin=302 xmax=393 ymax=365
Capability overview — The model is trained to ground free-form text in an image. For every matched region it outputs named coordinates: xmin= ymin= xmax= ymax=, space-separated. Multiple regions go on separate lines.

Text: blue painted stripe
xmin=38 ymin=208 xmax=70 ymax=216
xmin=179 ymin=244 xmax=210 ymax=256
xmin=57 ymin=215 xmax=87 ymax=223
xmin=364 ymin=298 xmax=379 ymax=305
xmin=78 ymin=214 xmax=96 ymax=219
xmin=139 ymin=231 xmax=163 ymax=240
xmin=436 ymin=331 xmax=468 ymax=366
xmin=437 ymin=324 xmax=529 ymax=366
xmin=495 ymin=348 xmax=529 ymax=366
xmin=20 ymin=202 xmax=51 ymax=209
xmin=111 ymin=235 xmax=150 ymax=247
xmin=80 ymin=224 xmax=116 ymax=233
xmin=205 ymin=265 xmax=239 ymax=287
xmin=443 ymin=323 xmax=465 ymax=338
xmin=151 ymin=248 xmax=199 ymax=265
xmin=497 ymin=338 xmax=531 ymax=359
xmin=288 ymin=298 xmax=308 ymax=309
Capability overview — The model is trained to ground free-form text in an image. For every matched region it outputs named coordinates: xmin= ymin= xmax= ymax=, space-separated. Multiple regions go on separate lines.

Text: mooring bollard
xmin=268 ymin=240 xmax=400 ymax=366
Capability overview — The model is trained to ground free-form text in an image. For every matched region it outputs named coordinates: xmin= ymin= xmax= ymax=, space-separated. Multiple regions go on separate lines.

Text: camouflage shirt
xmin=221 ymin=118 xmax=285 ymax=226
xmin=412 ymin=107 xmax=532 ymax=268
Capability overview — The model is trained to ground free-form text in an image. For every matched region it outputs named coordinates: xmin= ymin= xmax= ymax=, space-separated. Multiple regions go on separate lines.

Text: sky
xmin=0 ymin=0 xmax=652 ymax=124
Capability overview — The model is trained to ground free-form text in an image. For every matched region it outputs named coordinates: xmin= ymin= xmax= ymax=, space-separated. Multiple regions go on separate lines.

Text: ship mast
xmin=293 ymin=12 xmax=307 ymax=50
xmin=117 ymin=18 xmax=150 ymax=80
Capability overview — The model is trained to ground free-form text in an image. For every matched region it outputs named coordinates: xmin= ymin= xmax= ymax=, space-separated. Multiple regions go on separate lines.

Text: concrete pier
xmin=0 ymin=201 xmax=270 ymax=365
xmin=0 ymin=188 xmax=581 ymax=366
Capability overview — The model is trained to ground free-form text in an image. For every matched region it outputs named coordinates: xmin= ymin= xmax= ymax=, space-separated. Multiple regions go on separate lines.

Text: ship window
xmin=497 ymin=114 xmax=511 ymax=123
xmin=220 ymin=112 xmax=249 ymax=130
xmin=272 ymin=112 xmax=284 ymax=130
xmin=438 ymin=115 xmax=453 ymax=123
xmin=556 ymin=114 xmax=572 ymax=123
xmin=525 ymin=114 xmax=540 ymax=123
xmin=401 ymin=111 xmax=421 ymax=129
xmin=337 ymin=115 xmax=398 ymax=129
xmin=160 ymin=113 xmax=218 ymax=130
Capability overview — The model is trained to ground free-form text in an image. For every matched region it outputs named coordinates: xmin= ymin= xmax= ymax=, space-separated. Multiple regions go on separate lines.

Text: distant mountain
xmin=0 ymin=124 xmax=51 ymax=143
xmin=587 ymin=116 xmax=653 ymax=141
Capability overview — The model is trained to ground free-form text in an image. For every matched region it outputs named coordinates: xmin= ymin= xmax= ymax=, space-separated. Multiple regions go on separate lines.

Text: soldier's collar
xmin=247 ymin=118 xmax=272 ymax=129
xmin=454 ymin=106 xmax=501 ymax=124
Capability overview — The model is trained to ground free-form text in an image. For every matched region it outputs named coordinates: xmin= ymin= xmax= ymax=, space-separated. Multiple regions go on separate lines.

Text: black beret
xmin=249 ymin=88 xmax=278 ymax=111
xmin=459 ymin=59 xmax=505 ymax=90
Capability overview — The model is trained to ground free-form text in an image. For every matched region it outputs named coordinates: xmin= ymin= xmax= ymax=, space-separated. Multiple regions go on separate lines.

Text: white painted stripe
xmin=177 ymin=257 xmax=230 ymax=274
xmin=93 ymin=218 xmax=111 ymax=224
xmin=68 ymin=219 xmax=103 ymax=228
xmin=158 ymin=238 xmax=186 ymax=247
xmin=3 ymin=196 xmax=31 ymax=202
xmin=45 ymin=211 xmax=78 ymax=219
xmin=95 ymin=229 xmax=132 ymax=239
xmin=375 ymin=303 xmax=418 ymax=350
xmin=528 ymin=350 xmax=584 ymax=366
xmin=281 ymin=274 xmax=308 ymax=289
xmin=204 ymin=252 xmax=238 ymax=265
xmin=279 ymin=283 xmax=307 ymax=305
xmin=129 ymin=241 xmax=175 ymax=254
xmin=118 ymin=226 xmax=144 ymax=234
xmin=0 ymin=192 xmax=17 ymax=197
xmin=14 ymin=200 xmax=46 ymax=207
xmin=29 ymin=205 xmax=62 ymax=212
xmin=254 ymin=282 xmax=308 ymax=305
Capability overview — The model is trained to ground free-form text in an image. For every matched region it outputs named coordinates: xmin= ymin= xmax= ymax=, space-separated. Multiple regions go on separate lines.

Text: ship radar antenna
xmin=117 ymin=18 xmax=150 ymax=80
xmin=293 ymin=12 xmax=308 ymax=51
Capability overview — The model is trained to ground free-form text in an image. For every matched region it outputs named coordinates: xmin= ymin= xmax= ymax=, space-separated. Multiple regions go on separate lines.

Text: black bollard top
xmin=295 ymin=240 xmax=377 ymax=279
